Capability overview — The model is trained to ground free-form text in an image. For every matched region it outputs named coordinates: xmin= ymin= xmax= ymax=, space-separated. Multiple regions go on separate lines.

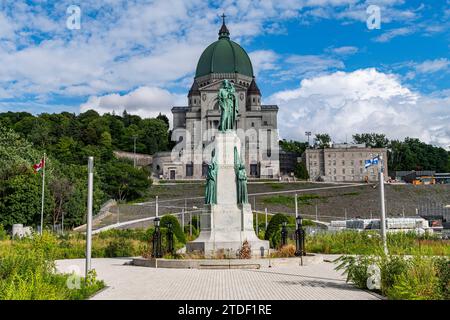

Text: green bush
xmin=104 ymin=238 xmax=135 ymax=257
xmin=335 ymin=255 xmax=377 ymax=289
xmin=387 ymin=256 xmax=441 ymax=300
xmin=184 ymin=224 xmax=198 ymax=237
xmin=270 ymin=223 xmax=295 ymax=248
xmin=434 ymin=257 xmax=450 ymax=300
xmin=0 ymin=225 xmax=9 ymax=240
xmin=335 ymin=254 xmax=449 ymax=300
xmin=380 ymin=255 xmax=409 ymax=296
xmin=147 ymin=227 xmax=184 ymax=257
xmin=264 ymin=213 xmax=289 ymax=242
xmin=160 ymin=215 xmax=186 ymax=243
xmin=0 ymin=231 xmax=104 ymax=300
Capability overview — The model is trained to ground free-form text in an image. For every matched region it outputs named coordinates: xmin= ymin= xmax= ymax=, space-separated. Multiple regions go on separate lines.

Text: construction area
xmin=74 ymin=181 xmax=450 ymax=236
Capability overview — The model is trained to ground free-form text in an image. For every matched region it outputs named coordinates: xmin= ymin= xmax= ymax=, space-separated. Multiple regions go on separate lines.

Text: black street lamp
xmin=281 ymin=221 xmax=288 ymax=247
xmin=152 ymin=217 xmax=162 ymax=258
xmin=295 ymin=215 xmax=306 ymax=256
xmin=167 ymin=222 xmax=174 ymax=255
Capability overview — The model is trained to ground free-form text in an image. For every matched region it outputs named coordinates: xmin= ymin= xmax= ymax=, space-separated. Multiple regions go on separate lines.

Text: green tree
xmin=98 ymin=159 xmax=151 ymax=201
xmin=314 ymin=133 xmax=331 ymax=148
xmin=160 ymin=214 xmax=186 ymax=244
xmin=264 ymin=213 xmax=289 ymax=243
xmin=353 ymin=133 xmax=389 ymax=148
xmin=294 ymin=162 xmax=309 ymax=180
xmin=279 ymin=139 xmax=308 ymax=155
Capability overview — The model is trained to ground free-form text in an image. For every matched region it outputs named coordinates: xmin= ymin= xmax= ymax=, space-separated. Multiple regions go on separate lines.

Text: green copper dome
xmin=195 ymin=19 xmax=254 ymax=78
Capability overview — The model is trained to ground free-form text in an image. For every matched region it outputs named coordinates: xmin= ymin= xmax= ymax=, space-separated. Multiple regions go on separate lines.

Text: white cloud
xmin=80 ymin=86 xmax=185 ymax=126
xmin=273 ymin=55 xmax=345 ymax=81
xmin=249 ymin=50 xmax=279 ymax=76
xmin=374 ymin=27 xmax=415 ymax=42
xmin=327 ymin=46 xmax=359 ymax=55
xmin=415 ymin=58 xmax=450 ymax=74
xmin=267 ymin=68 xmax=450 ymax=149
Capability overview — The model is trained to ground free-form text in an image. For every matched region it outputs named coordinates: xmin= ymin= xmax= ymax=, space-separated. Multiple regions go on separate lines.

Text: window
xmin=342 ymin=160 xmax=345 ymax=165
xmin=186 ymin=162 xmax=193 ymax=177
xmin=359 ymin=160 xmax=363 ymax=166
xmin=253 ymin=98 xmax=255 ymax=103
xmin=350 ymin=160 xmax=354 ymax=166
xmin=360 ymin=168 xmax=363 ymax=174
xmin=250 ymin=164 xmax=258 ymax=176
xmin=351 ymin=169 xmax=354 ymax=174
xmin=333 ymin=160 xmax=336 ymax=166
xmin=251 ymin=122 xmax=254 ymax=127
xmin=263 ymin=121 xmax=268 ymax=125
xmin=342 ymin=169 xmax=346 ymax=174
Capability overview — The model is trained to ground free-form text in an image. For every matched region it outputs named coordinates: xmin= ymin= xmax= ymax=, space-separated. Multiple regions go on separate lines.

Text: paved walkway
xmin=56 ymin=256 xmax=381 ymax=300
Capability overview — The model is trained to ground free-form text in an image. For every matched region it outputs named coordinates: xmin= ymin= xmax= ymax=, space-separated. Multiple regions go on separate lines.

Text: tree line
xmin=0 ymin=110 xmax=171 ymax=229
xmin=280 ymin=133 xmax=450 ymax=178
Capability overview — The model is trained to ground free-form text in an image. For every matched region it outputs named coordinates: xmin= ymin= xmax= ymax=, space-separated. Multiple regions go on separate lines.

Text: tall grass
xmin=0 ymin=232 xmax=104 ymax=300
xmin=306 ymin=230 xmax=450 ymax=256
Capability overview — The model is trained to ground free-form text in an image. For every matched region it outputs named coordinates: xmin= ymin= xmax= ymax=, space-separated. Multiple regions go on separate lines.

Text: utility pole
xmin=378 ymin=154 xmax=388 ymax=255
xmin=86 ymin=157 xmax=94 ymax=280
xmin=265 ymin=208 xmax=268 ymax=230
xmin=255 ymin=211 xmax=259 ymax=236
xmin=132 ymin=136 xmax=137 ymax=168
xmin=181 ymin=209 xmax=185 ymax=231
xmin=40 ymin=153 xmax=46 ymax=235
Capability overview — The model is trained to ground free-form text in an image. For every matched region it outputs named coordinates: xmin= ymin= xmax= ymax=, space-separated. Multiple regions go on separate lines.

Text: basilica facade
xmin=153 ymin=18 xmax=279 ymax=180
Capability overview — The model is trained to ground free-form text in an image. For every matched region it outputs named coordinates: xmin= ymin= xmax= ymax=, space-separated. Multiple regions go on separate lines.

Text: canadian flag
xmin=33 ymin=158 xmax=45 ymax=173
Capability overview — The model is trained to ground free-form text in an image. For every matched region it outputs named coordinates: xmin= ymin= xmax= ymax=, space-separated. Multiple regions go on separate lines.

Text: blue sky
xmin=0 ymin=0 xmax=449 ymax=147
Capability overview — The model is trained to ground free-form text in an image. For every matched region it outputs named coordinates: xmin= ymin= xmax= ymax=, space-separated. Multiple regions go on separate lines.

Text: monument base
xmin=186 ymin=203 xmax=270 ymax=258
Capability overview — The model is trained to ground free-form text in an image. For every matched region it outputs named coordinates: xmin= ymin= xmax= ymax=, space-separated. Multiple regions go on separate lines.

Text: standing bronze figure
xmin=218 ymin=79 xmax=238 ymax=131
xmin=205 ymin=150 xmax=218 ymax=204
xmin=234 ymin=147 xmax=248 ymax=204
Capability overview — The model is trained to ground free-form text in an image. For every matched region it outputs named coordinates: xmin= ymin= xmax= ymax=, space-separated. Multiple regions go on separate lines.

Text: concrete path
xmin=56 ymin=256 xmax=381 ymax=300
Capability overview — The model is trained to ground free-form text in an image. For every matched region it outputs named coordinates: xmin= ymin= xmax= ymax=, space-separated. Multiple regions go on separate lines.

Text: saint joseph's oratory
xmin=152 ymin=17 xmax=280 ymax=180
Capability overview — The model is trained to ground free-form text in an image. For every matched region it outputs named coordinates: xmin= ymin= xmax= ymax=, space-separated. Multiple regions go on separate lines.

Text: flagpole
xmin=40 ymin=153 xmax=46 ymax=235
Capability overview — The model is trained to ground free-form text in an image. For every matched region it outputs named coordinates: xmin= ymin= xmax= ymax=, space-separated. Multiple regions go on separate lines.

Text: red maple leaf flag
xmin=33 ymin=158 xmax=45 ymax=173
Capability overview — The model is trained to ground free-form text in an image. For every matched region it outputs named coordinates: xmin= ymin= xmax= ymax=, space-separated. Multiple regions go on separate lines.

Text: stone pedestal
xmin=186 ymin=131 xmax=269 ymax=257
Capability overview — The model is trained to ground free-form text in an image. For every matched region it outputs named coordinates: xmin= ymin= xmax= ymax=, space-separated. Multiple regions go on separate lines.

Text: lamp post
xmin=167 ymin=222 xmax=174 ymax=255
xmin=295 ymin=215 xmax=305 ymax=257
xmin=152 ymin=217 xmax=162 ymax=258
xmin=305 ymin=131 xmax=311 ymax=147
xmin=281 ymin=221 xmax=288 ymax=247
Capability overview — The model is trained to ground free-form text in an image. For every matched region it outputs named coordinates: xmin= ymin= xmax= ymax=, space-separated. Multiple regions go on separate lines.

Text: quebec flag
xmin=365 ymin=156 xmax=379 ymax=168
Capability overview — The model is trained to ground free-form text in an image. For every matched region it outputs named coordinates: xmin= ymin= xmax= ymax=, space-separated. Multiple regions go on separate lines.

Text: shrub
xmin=0 ymin=225 xmax=9 ymax=240
xmin=380 ymin=255 xmax=409 ymax=296
xmin=387 ymin=256 xmax=441 ymax=300
xmin=264 ymin=213 xmax=289 ymax=242
xmin=335 ymin=255 xmax=377 ymax=289
xmin=270 ymin=223 xmax=295 ymax=248
xmin=160 ymin=215 xmax=186 ymax=243
xmin=433 ymin=257 xmax=450 ymax=300
xmin=274 ymin=244 xmax=296 ymax=258
xmin=104 ymin=238 xmax=135 ymax=257
xmin=0 ymin=232 xmax=104 ymax=300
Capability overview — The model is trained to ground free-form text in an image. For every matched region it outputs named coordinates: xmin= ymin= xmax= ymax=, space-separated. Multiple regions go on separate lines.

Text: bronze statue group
xmin=205 ymin=80 xmax=248 ymax=205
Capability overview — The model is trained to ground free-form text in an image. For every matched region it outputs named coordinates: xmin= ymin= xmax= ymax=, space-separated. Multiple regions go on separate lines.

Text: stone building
xmin=153 ymin=17 xmax=279 ymax=180
xmin=302 ymin=143 xmax=388 ymax=182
